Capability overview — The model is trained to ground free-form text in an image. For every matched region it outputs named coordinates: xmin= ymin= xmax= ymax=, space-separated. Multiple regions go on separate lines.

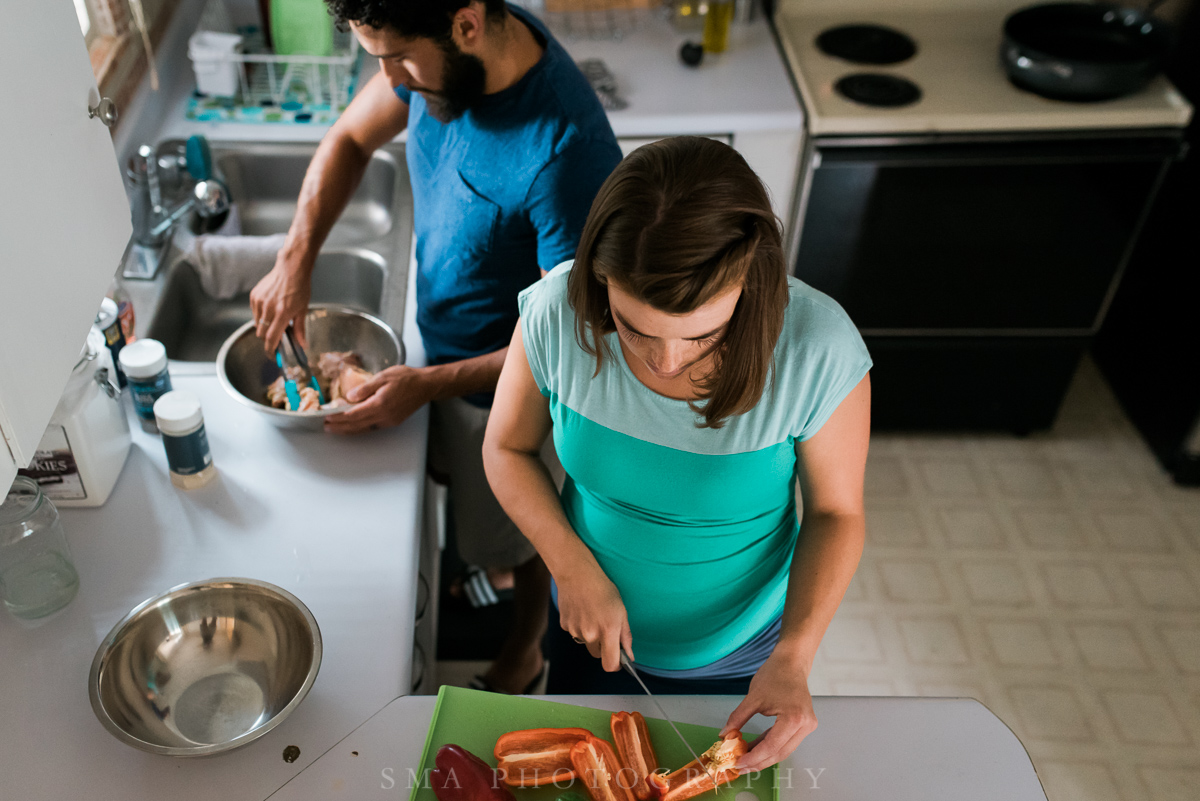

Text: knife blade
xmin=620 ymin=652 xmax=720 ymax=792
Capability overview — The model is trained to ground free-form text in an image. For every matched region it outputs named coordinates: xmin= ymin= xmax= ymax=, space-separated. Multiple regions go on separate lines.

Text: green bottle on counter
xmin=271 ymin=0 xmax=334 ymax=56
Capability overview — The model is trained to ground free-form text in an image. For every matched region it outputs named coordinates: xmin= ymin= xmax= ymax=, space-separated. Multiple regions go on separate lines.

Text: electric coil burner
xmin=835 ymin=73 xmax=922 ymax=107
xmin=816 ymin=24 xmax=917 ymax=65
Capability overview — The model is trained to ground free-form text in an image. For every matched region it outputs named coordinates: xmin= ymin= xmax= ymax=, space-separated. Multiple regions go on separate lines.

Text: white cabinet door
xmin=0 ymin=0 xmax=132 ymax=492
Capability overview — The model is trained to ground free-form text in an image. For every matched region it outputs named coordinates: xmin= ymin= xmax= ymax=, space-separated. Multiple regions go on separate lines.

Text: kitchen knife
xmin=620 ymin=652 xmax=720 ymax=791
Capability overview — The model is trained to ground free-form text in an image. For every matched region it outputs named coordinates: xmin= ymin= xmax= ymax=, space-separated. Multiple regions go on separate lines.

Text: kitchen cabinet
xmin=0 ymin=0 xmax=133 ymax=492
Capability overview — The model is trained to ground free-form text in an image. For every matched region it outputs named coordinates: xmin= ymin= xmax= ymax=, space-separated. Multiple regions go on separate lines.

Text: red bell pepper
xmin=610 ymin=712 xmax=661 ymax=801
xmin=494 ymin=727 xmax=593 ymax=787
xmin=654 ymin=733 xmax=748 ymax=801
xmin=570 ymin=734 xmax=638 ymax=801
xmin=431 ymin=744 xmax=516 ymax=801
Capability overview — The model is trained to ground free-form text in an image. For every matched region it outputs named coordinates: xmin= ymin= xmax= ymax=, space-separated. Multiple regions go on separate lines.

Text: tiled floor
xmin=437 ymin=358 xmax=1200 ymax=801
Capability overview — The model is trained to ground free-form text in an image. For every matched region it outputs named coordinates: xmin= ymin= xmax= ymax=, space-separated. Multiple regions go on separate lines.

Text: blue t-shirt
xmin=395 ymin=5 xmax=622 ymax=401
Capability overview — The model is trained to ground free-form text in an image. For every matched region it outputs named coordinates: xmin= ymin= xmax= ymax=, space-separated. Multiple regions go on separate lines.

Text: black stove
xmin=835 ymin=73 xmax=922 ymax=107
xmin=816 ymin=24 xmax=917 ymax=65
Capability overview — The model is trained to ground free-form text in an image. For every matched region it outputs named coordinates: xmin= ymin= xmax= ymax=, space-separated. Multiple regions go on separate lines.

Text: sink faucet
xmin=122 ymin=136 xmax=232 ymax=280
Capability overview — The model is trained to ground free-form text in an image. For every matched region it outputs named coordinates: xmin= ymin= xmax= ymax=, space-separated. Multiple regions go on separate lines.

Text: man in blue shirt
xmin=251 ymin=0 xmax=622 ymax=694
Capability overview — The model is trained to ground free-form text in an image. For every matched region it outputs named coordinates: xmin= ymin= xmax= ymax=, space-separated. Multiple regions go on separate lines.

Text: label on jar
xmin=129 ymin=372 xmax=173 ymax=420
xmin=162 ymin=425 xmax=213 ymax=476
xmin=16 ymin=426 xmax=86 ymax=500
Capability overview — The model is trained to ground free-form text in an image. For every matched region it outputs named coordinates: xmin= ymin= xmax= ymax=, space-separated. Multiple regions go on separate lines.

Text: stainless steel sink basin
xmin=146 ymin=250 xmax=387 ymax=362
xmin=128 ymin=140 xmax=412 ymax=364
xmin=211 ymin=143 xmax=397 ymax=247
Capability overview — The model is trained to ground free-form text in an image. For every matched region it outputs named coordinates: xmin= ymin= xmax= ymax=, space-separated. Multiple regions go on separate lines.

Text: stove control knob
xmin=680 ymin=41 xmax=704 ymax=67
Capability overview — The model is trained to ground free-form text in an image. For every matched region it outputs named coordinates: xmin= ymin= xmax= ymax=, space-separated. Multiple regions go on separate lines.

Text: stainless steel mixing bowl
xmin=216 ymin=304 xmax=404 ymax=430
xmin=89 ymin=578 xmax=322 ymax=757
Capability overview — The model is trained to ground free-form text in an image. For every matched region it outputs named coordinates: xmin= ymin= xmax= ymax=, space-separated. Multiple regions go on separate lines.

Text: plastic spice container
xmin=16 ymin=327 xmax=131 ymax=507
xmin=153 ymin=391 xmax=216 ymax=489
xmin=119 ymin=339 xmax=173 ymax=433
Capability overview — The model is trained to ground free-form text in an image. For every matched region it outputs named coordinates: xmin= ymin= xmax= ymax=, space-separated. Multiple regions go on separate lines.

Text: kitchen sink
xmin=211 ymin=144 xmax=397 ymax=247
xmin=127 ymin=140 xmax=412 ymax=364
xmin=146 ymin=250 xmax=387 ymax=362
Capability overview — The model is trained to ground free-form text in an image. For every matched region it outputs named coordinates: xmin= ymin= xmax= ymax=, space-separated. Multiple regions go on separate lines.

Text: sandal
xmin=449 ymin=565 xmax=514 ymax=609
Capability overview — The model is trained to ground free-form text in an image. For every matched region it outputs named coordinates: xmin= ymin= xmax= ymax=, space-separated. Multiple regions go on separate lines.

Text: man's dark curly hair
xmin=324 ymin=0 xmax=507 ymax=40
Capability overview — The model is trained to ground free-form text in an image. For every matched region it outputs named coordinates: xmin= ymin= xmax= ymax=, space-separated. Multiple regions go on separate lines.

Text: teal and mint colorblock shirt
xmin=519 ymin=262 xmax=872 ymax=671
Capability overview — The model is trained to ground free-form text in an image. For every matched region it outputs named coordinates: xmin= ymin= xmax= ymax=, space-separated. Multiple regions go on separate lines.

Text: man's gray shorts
xmin=427 ymin=396 xmax=564 ymax=569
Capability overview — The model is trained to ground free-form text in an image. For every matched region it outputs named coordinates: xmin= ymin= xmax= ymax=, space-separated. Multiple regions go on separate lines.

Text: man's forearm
xmin=280 ymin=134 xmax=373 ymax=276
xmin=774 ymin=511 xmax=866 ymax=672
xmin=421 ymin=347 xmax=509 ymax=400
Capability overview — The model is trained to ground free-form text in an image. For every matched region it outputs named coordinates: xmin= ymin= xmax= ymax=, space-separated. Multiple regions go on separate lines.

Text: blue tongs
xmin=275 ymin=324 xmax=323 ymax=410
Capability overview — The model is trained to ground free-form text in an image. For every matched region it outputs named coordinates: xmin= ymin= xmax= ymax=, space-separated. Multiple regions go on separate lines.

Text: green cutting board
xmin=408 ymin=687 xmax=777 ymax=801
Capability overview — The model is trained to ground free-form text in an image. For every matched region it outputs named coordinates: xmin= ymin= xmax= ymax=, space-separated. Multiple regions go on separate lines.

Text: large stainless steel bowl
xmin=217 ymin=304 xmax=404 ymax=430
xmin=89 ymin=578 xmax=322 ymax=757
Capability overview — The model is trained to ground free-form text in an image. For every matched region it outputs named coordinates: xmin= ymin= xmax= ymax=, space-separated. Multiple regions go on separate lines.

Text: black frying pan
xmin=1002 ymin=1 xmax=1173 ymax=101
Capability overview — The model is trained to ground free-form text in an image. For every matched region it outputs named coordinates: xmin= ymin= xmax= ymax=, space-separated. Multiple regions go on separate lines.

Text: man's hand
xmin=323 ymin=365 xmax=435 ymax=435
xmin=250 ymin=258 xmax=313 ymax=353
xmin=720 ymin=648 xmax=818 ymax=773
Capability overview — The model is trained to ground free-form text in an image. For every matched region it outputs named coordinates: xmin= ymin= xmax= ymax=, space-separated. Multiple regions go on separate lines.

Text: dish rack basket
xmin=189 ymin=26 xmax=362 ymax=122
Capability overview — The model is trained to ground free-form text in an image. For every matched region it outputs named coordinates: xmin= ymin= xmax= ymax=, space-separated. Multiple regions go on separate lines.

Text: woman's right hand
xmin=556 ymin=561 xmax=633 ymax=673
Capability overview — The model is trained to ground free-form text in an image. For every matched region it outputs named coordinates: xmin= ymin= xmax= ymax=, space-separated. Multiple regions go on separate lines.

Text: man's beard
xmin=422 ymin=38 xmax=487 ymax=122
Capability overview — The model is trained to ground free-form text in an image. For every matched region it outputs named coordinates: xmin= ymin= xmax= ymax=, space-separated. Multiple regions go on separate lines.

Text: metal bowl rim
xmin=88 ymin=576 xmax=323 ymax=758
xmin=215 ymin=303 xmax=404 ymax=420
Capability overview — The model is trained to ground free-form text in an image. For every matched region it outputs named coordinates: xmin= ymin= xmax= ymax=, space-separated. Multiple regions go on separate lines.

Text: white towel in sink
xmin=185 ymin=233 xmax=287 ymax=299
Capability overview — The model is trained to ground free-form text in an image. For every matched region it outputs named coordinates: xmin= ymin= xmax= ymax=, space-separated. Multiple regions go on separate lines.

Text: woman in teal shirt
xmin=483 ymin=137 xmax=871 ymax=771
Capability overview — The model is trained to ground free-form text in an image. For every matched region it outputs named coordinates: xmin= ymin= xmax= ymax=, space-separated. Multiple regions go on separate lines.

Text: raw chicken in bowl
xmin=217 ymin=305 xmax=404 ymax=430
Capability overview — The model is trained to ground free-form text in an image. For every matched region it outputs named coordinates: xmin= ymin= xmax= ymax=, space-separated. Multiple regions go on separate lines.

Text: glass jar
xmin=0 ymin=477 xmax=80 ymax=620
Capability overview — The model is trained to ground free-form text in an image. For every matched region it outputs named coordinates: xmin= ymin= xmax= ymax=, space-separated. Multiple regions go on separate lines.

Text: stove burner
xmin=835 ymin=73 xmax=922 ymax=108
xmin=816 ymin=24 xmax=917 ymax=65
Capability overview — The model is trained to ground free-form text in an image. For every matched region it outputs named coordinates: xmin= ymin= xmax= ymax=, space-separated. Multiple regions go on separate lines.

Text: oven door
xmin=793 ymin=132 xmax=1180 ymax=334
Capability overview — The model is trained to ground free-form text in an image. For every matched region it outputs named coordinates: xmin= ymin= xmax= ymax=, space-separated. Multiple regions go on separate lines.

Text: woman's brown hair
xmin=568 ymin=136 xmax=789 ymax=429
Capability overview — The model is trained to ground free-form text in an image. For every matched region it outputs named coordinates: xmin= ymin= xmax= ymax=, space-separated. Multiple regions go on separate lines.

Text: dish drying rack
xmin=536 ymin=0 xmax=659 ymax=41
xmin=186 ymin=26 xmax=363 ymax=125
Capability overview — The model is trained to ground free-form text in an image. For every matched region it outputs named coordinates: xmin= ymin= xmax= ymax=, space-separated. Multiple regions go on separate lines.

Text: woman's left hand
xmin=719 ymin=649 xmax=818 ymax=773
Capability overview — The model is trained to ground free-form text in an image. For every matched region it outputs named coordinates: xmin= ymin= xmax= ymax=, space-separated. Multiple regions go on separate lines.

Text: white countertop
xmin=268 ymin=694 xmax=1049 ymax=800
xmin=0 ymin=370 xmax=428 ymax=799
xmin=155 ymin=12 xmax=801 ymax=144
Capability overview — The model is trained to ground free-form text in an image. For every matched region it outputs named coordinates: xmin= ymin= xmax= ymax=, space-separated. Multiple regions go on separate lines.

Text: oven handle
xmin=813 ymin=133 xmax=1184 ymax=167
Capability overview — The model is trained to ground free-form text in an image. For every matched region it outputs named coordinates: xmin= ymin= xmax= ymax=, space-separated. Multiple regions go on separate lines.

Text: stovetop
xmin=775 ymin=6 xmax=1193 ymax=136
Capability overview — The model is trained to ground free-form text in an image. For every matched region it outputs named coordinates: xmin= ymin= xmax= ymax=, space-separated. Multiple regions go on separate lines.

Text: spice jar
xmin=153 ymin=391 xmax=216 ymax=489
xmin=0 ymin=477 xmax=81 ymax=621
xmin=119 ymin=339 xmax=173 ymax=433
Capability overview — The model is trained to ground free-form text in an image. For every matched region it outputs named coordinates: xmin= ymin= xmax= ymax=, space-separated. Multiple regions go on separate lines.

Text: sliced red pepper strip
xmin=610 ymin=712 xmax=661 ymax=801
xmin=658 ymin=733 xmax=748 ymax=801
xmin=570 ymin=734 xmax=638 ymax=801
xmin=431 ymin=744 xmax=517 ymax=801
xmin=494 ymin=727 xmax=592 ymax=787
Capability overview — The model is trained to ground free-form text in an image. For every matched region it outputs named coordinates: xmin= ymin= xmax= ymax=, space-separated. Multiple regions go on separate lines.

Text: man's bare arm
xmin=251 ymin=71 xmax=410 ymax=350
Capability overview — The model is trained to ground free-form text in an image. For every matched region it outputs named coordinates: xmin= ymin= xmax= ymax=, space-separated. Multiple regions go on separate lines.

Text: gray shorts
xmin=428 ymin=396 xmax=563 ymax=569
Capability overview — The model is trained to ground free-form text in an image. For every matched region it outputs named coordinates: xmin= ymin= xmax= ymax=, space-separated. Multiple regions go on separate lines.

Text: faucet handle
xmin=185 ymin=135 xmax=213 ymax=182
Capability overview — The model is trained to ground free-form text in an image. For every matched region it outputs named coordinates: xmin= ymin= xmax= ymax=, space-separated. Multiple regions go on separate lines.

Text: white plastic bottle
xmin=17 ymin=328 xmax=132 ymax=507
